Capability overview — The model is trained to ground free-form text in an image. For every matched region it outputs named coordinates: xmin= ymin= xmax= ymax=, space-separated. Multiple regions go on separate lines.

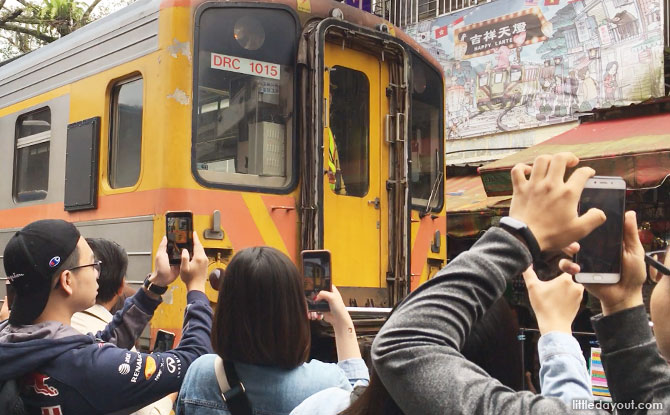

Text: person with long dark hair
xmin=176 ymin=246 xmax=368 ymax=415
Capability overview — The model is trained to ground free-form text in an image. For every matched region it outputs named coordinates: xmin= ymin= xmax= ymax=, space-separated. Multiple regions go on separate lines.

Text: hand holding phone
xmin=574 ymin=177 xmax=626 ymax=284
xmin=166 ymin=211 xmax=194 ymax=265
xmin=302 ymin=250 xmax=332 ymax=312
xmin=153 ymin=329 xmax=176 ymax=352
xmin=560 ymin=209 xmax=647 ymax=316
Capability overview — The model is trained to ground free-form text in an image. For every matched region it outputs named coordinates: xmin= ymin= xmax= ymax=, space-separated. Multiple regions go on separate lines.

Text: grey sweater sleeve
xmin=592 ymin=306 xmax=670 ymax=413
xmin=372 ymin=227 xmax=606 ymax=415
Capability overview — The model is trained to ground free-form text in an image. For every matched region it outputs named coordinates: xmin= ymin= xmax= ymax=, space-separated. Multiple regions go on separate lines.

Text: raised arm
xmin=560 ymin=211 xmax=670 ymax=411
xmin=372 ymin=153 xmax=607 ymax=415
xmin=522 ymin=267 xmax=592 ymax=403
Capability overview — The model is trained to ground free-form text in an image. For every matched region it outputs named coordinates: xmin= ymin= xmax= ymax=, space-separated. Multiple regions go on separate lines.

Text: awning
xmin=446 ymin=175 xmax=510 ymax=238
xmin=479 ymin=113 xmax=670 ymax=197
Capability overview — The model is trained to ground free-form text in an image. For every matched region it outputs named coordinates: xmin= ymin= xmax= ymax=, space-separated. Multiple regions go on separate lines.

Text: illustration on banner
xmin=406 ymin=0 xmax=664 ymax=139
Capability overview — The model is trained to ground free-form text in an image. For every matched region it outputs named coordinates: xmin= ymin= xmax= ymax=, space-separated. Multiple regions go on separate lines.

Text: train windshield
xmin=409 ymin=53 xmax=443 ymax=211
xmin=193 ymin=7 xmax=297 ymax=190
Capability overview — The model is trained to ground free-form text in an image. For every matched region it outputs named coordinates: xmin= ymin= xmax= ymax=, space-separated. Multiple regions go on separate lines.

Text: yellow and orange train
xmin=0 ymin=0 xmax=445 ymax=344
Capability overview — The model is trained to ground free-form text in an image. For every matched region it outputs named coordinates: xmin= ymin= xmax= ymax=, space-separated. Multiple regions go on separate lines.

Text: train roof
xmin=0 ymin=0 xmax=440 ymax=109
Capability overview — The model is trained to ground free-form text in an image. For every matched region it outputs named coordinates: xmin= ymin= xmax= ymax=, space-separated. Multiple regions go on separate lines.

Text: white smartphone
xmin=574 ymin=176 xmax=626 ymax=284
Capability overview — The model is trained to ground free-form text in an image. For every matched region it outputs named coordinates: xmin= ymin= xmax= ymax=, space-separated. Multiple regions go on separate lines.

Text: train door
xmin=322 ymin=41 xmax=389 ymax=302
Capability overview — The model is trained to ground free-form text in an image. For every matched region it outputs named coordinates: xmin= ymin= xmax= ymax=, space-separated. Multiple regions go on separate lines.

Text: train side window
xmin=328 ymin=66 xmax=370 ymax=197
xmin=109 ymin=77 xmax=143 ymax=189
xmin=14 ymin=108 xmax=51 ymax=202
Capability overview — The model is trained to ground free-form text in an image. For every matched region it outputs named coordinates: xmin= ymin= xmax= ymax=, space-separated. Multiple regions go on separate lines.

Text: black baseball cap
xmin=4 ymin=219 xmax=81 ymax=325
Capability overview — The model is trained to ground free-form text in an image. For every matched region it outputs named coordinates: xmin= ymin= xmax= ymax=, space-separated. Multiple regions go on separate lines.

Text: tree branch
xmin=0 ymin=9 xmax=22 ymax=25
xmin=80 ymin=0 xmax=103 ymax=26
xmin=1 ymin=22 xmax=57 ymax=43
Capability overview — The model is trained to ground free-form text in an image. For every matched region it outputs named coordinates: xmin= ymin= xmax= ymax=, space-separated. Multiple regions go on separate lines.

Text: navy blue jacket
xmin=0 ymin=289 xmax=213 ymax=415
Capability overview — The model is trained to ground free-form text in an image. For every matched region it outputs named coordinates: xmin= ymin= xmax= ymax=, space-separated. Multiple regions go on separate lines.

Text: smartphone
xmin=166 ymin=211 xmax=193 ymax=265
xmin=574 ymin=176 xmax=626 ymax=284
xmin=153 ymin=329 xmax=176 ymax=352
xmin=301 ymin=250 xmax=332 ymax=312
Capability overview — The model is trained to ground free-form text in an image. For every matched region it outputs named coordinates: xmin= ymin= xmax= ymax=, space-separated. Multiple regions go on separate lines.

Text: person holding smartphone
xmin=70 ymin=238 xmax=176 ymax=415
xmin=0 ymin=219 xmax=213 ymax=415
xmin=176 ymin=246 xmax=368 ymax=415
xmin=372 ymin=153 xmax=670 ymax=414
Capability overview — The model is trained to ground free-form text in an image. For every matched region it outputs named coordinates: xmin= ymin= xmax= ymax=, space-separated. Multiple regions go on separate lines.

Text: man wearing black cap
xmin=0 ymin=219 xmax=213 ymax=415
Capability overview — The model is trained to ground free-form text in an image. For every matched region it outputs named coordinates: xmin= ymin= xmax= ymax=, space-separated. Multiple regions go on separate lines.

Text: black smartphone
xmin=575 ymin=176 xmax=626 ymax=284
xmin=153 ymin=329 xmax=176 ymax=352
xmin=301 ymin=250 xmax=332 ymax=312
xmin=166 ymin=211 xmax=193 ymax=265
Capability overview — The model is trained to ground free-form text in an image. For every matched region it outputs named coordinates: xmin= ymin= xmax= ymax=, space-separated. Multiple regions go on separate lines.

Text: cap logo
xmin=49 ymin=256 xmax=61 ymax=268
xmin=7 ymin=273 xmax=24 ymax=282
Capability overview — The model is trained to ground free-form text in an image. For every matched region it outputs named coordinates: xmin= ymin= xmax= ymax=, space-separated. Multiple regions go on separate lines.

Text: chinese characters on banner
xmin=405 ymin=0 xmax=665 ymax=139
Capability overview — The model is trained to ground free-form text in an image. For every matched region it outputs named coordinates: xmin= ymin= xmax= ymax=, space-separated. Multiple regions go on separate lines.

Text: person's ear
xmin=116 ymin=280 xmax=126 ymax=297
xmin=56 ymin=270 xmax=74 ymax=296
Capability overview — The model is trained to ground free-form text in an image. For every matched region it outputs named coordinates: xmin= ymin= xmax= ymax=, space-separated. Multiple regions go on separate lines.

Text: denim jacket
xmin=176 ymin=354 xmax=369 ymax=415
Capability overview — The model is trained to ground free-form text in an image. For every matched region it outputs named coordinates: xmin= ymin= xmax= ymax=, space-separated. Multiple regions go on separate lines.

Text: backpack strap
xmin=0 ymin=379 xmax=26 ymax=415
xmin=213 ymin=356 xmax=253 ymax=415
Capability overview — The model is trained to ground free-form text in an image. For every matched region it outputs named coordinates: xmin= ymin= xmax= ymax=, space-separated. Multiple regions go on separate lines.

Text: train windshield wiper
xmin=422 ymin=150 xmax=443 ymax=216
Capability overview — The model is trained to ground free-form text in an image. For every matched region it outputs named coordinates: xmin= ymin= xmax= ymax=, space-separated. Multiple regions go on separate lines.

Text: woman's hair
xmin=211 ymin=246 xmax=310 ymax=368
xmin=85 ymin=238 xmax=128 ymax=304
xmin=462 ymin=298 xmax=523 ymax=391
xmin=340 ymin=370 xmax=404 ymax=415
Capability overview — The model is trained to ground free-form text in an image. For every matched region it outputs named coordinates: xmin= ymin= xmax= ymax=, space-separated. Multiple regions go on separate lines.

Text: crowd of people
xmin=1 ymin=153 xmax=670 ymax=414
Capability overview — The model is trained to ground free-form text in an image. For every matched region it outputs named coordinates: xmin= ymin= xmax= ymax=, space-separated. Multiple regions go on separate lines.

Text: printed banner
xmin=405 ymin=0 xmax=665 ymax=139
xmin=590 ymin=347 xmax=612 ymax=402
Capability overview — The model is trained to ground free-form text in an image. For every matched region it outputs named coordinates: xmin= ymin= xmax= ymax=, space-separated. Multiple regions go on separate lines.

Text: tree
xmin=0 ymin=0 xmax=127 ymax=60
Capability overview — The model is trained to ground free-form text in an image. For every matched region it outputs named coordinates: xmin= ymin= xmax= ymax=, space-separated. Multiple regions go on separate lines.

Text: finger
xmin=559 ymin=258 xmax=580 ymax=275
xmin=511 ymin=163 xmax=532 ymax=190
xmin=566 ymin=166 xmax=596 ymax=193
xmin=314 ymin=290 xmax=334 ymax=303
xmin=546 ymin=152 xmax=579 ymax=183
xmin=622 ymin=211 xmax=642 ymax=252
xmin=180 ymin=248 xmax=190 ymax=271
xmin=192 ymin=232 xmax=205 ymax=256
xmin=561 ymin=242 xmax=580 ymax=256
xmin=529 ymin=155 xmax=551 ymax=181
xmin=521 ymin=266 xmax=539 ymax=288
xmin=572 ymin=208 xmax=606 ymax=240
xmin=331 ymin=284 xmax=339 ymax=294
xmin=158 ymin=236 xmax=167 ymax=252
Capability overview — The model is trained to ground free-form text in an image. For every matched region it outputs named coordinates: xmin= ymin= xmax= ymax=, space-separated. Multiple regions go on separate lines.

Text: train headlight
xmin=234 ymin=16 xmax=265 ymax=50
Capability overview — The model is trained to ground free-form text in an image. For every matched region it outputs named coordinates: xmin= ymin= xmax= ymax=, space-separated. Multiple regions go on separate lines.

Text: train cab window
xmin=14 ymin=108 xmax=51 ymax=202
xmin=328 ymin=66 xmax=370 ymax=197
xmin=109 ymin=77 xmax=143 ymax=189
xmin=410 ymin=54 xmax=444 ymax=212
xmin=193 ymin=7 xmax=297 ymax=190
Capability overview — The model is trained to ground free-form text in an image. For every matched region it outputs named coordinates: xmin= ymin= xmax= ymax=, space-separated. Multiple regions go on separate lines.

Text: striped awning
xmin=479 ymin=113 xmax=670 ymax=197
xmin=446 ymin=175 xmax=510 ymax=238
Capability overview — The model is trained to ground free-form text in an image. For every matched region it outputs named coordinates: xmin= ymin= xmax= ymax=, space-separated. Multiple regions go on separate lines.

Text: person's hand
xmin=313 ymin=285 xmax=353 ymax=330
xmin=0 ymin=296 xmax=9 ymax=321
xmin=559 ymin=211 xmax=645 ymax=316
xmin=179 ymin=232 xmax=208 ymax=292
xmin=522 ymin=267 xmax=583 ymax=335
xmin=509 ymin=152 xmax=605 ymax=252
xmin=149 ymin=236 xmax=180 ymax=288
